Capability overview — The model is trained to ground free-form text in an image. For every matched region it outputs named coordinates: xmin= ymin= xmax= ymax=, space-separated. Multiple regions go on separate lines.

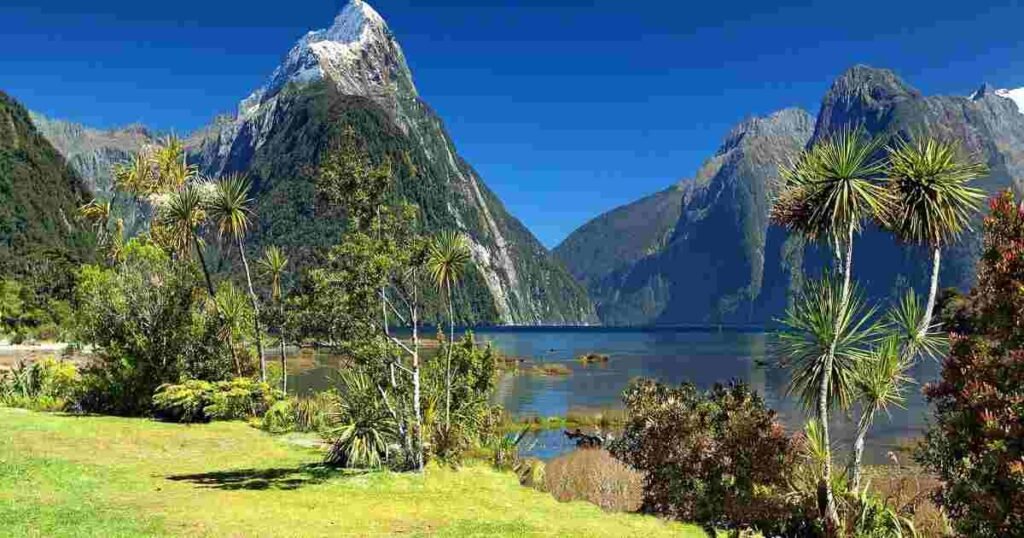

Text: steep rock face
xmin=0 ymin=91 xmax=93 ymax=274
xmin=561 ymin=65 xmax=1024 ymax=326
xmin=557 ymin=108 xmax=814 ymax=325
xmin=791 ymin=66 xmax=1024 ymax=301
xmin=28 ymin=113 xmax=156 ymax=234
xmin=189 ymin=0 xmax=596 ymax=325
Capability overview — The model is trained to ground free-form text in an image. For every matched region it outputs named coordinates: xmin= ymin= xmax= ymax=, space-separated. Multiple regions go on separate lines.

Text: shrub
xmin=152 ymin=378 xmax=282 ymax=423
xmin=544 ymin=449 xmax=643 ymax=512
xmin=609 ymin=379 xmax=808 ymax=535
xmin=422 ymin=332 xmax=502 ymax=465
xmin=0 ymin=357 xmax=80 ymax=411
xmin=324 ymin=369 xmax=399 ymax=469
xmin=917 ymin=191 xmax=1024 ymax=536
xmin=74 ymin=241 xmax=233 ymax=415
xmin=261 ymin=400 xmax=297 ymax=433
xmin=259 ymin=392 xmax=340 ymax=434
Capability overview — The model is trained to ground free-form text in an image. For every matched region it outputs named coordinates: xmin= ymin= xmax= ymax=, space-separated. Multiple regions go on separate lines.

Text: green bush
xmin=324 ymin=369 xmax=399 ymax=469
xmin=152 ymin=378 xmax=282 ymax=423
xmin=74 ymin=241 xmax=233 ymax=416
xmin=261 ymin=400 xmax=297 ymax=433
xmin=260 ymin=392 xmax=341 ymax=434
xmin=0 ymin=357 xmax=80 ymax=411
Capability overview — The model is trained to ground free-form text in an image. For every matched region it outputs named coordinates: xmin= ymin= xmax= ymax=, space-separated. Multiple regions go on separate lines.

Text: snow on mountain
xmin=995 ymin=87 xmax=1024 ymax=114
xmin=239 ymin=0 xmax=416 ymax=120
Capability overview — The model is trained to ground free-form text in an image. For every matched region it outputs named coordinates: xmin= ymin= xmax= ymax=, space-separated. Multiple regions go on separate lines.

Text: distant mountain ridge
xmin=557 ymin=66 xmax=1024 ymax=326
xmin=0 ymin=91 xmax=93 ymax=276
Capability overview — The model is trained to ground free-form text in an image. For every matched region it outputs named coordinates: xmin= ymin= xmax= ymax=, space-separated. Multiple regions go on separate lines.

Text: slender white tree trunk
xmin=411 ymin=297 xmax=424 ymax=473
xmin=920 ymin=247 xmax=941 ymax=340
xmin=445 ymin=281 xmax=454 ymax=428
xmin=851 ymin=410 xmax=873 ymax=492
xmin=279 ymin=330 xmax=287 ymax=394
xmin=818 ymin=351 xmax=840 ymax=532
xmin=237 ymin=236 xmax=265 ymax=382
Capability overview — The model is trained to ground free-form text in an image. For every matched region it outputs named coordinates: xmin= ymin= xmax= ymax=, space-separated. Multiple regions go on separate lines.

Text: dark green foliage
xmin=609 ymin=379 xmax=810 ymax=535
xmin=0 ymin=91 xmax=94 ymax=273
xmin=0 ymin=92 xmax=94 ymax=333
xmin=424 ymin=331 xmax=501 ymax=465
xmin=152 ymin=378 xmax=282 ymax=423
xmin=918 ymin=191 xmax=1024 ymax=536
xmin=73 ymin=241 xmax=233 ymax=415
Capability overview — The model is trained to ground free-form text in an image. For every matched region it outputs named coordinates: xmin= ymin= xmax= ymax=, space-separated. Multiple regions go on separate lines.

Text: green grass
xmin=0 ymin=408 xmax=704 ymax=537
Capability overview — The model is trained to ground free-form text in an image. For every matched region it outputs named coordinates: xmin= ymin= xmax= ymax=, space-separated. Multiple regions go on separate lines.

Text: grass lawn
xmin=0 ymin=408 xmax=704 ymax=537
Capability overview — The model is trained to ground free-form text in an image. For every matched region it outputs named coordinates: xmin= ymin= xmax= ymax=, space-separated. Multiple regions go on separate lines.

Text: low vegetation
xmin=544 ymin=449 xmax=643 ymax=513
xmin=0 ymin=408 xmax=704 ymax=537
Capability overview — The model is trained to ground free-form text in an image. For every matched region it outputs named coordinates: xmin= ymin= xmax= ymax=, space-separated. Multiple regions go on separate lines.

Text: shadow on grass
xmin=166 ymin=464 xmax=366 ymax=491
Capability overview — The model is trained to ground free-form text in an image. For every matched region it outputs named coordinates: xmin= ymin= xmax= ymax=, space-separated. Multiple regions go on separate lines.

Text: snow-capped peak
xmin=995 ymin=88 xmax=1024 ymax=114
xmin=323 ymin=0 xmax=385 ymax=43
xmin=238 ymin=0 xmax=414 ymax=118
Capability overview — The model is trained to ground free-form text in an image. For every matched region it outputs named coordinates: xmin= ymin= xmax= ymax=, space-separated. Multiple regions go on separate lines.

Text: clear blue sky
xmin=3 ymin=0 xmax=1024 ymax=247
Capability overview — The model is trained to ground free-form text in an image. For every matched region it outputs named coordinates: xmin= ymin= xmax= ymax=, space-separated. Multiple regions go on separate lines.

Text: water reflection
xmin=290 ymin=328 xmax=938 ymax=463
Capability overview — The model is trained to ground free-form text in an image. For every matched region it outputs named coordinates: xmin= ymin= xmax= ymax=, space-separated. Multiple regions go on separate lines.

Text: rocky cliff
xmin=558 ymin=66 xmax=1024 ymax=326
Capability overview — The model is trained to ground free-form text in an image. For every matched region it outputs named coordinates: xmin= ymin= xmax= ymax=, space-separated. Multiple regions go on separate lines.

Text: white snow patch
xmin=995 ymin=88 xmax=1024 ymax=114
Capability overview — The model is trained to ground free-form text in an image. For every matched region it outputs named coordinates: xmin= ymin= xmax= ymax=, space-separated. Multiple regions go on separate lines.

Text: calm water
xmin=290 ymin=327 xmax=938 ymax=462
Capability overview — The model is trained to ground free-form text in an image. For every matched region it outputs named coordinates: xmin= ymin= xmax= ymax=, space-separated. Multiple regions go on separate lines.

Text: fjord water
xmin=291 ymin=327 xmax=937 ymax=462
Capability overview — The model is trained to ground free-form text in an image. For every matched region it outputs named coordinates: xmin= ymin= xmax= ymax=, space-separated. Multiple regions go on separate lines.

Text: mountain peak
xmin=828 ymin=65 xmax=920 ymax=102
xmin=239 ymin=0 xmax=415 ymax=118
xmin=323 ymin=0 xmax=386 ymax=43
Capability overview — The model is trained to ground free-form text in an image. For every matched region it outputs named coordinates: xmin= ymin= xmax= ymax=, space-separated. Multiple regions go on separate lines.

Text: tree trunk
xmin=843 ymin=222 xmax=854 ymax=299
xmin=819 ymin=221 xmax=855 ymax=533
xmin=851 ymin=410 xmax=873 ymax=492
xmin=279 ymin=330 xmax=287 ymax=394
xmin=411 ymin=298 xmax=424 ymax=473
xmin=920 ymin=247 xmax=941 ymax=341
xmin=194 ymin=234 xmax=238 ymax=374
xmin=818 ymin=352 xmax=840 ymax=533
xmin=445 ymin=281 xmax=454 ymax=428
xmin=236 ymin=236 xmax=265 ymax=382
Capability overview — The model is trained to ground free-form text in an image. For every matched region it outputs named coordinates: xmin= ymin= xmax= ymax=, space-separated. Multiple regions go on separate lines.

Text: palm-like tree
xmin=774 ymin=126 xmax=891 ymax=296
xmin=777 ymin=275 xmax=878 ymax=528
xmin=259 ymin=246 xmax=289 ymax=392
xmin=79 ymin=199 xmax=112 ymax=243
xmin=426 ymin=231 xmax=472 ymax=428
xmin=153 ymin=135 xmax=196 ymax=193
xmin=207 ymin=174 xmax=266 ymax=381
xmin=849 ymin=334 xmax=912 ymax=492
xmin=885 ymin=136 xmax=987 ymax=337
xmin=161 ymin=183 xmax=215 ymax=296
xmin=113 ymin=153 xmax=156 ymax=196
xmin=772 ymin=126 xmax=891 ymax=530
xmin=215 ymin=282 xmax=251 ymax=376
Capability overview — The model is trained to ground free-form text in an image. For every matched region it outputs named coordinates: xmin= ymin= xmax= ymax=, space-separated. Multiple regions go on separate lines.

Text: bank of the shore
xmin=0 ymin=407 xmax=704 ymax=537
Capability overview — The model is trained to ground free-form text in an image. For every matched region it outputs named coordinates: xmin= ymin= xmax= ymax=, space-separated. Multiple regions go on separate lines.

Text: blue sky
xmin=3 ymin=0 xmax=1024 ymax=247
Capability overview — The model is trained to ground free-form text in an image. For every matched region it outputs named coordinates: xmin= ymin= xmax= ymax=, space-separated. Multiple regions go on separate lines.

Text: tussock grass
xmin=545 ymin=449 xmax=644 ymax=513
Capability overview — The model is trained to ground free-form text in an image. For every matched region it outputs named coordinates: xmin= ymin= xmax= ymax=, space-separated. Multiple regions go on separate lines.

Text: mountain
xmin=556 ymin=108 xmax=814 ymax=325
xmin=0 ymin=91 xmax=93 ymax=276
xmin=28 ymin=113 xmax=157 ymax=234
xmin=558 ymin=65 xmax=1024 ymax=326
xmin=185 ymin=0 xmax=596 ymax=326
